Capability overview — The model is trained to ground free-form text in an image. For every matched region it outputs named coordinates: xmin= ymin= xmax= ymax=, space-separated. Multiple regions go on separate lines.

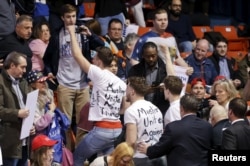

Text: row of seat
xmin=193 ymin=26 xmax=249 ymax=51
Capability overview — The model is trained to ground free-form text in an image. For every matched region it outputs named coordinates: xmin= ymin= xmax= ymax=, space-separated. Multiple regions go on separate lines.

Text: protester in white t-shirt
xmin=125 ymin=76 xmax=164 ymax=166
xmin=163 ymin=76 xmax=183 ymax=126
xmin=66 ymin=25 xmax=128 ymax=166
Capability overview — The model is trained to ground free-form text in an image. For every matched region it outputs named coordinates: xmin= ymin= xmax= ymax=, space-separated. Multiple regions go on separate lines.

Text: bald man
xmin=185 ymin=39 xmax=218 ymax=85
xmin=209 ymin=105 xmax=230 ymax=149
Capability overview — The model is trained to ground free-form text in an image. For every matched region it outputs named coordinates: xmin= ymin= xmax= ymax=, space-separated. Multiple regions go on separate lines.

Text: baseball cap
xmin=32 ymin=134 xmax=57 ymax=151
xmin=190 ymin=77 xmax=206 ymax=88
xmin=27 ymin=70 xmax=48 ymax=84
xmin=214 ymin=75 xmax=226 ymax=82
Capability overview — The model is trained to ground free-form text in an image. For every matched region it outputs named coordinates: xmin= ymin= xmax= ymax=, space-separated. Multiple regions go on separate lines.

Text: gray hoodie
xmin=0 ymin=0 xmax=16 ymax=40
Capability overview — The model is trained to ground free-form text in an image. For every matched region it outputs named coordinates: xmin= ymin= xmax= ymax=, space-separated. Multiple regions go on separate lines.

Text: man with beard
xmin=209 ymin=37 xmax=244 ymax=90
xmin=166 ymin=0 xmax=196 ymax=53
xmin=128 ymin=42 xmax=174 ymax=116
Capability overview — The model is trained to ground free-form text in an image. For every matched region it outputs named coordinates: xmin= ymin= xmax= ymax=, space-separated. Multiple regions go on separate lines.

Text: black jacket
xmin=209 ymin=53 xmax=244 ymax=88
xmin=0 ymin=32 xmax=32 ymax=73
xmin=222 ymin=120 xmax=250 ymax=150
xmin=147 ymin=115 xmax=213 ymax=166
xmin=128 ymin=58 xmax=169 ymax=115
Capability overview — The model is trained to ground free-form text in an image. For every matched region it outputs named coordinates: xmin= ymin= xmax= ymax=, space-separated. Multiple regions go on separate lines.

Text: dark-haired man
xmin=0 ymin=15 xmax=33 ymax=73
xmin=43 ymin=4 xmax=104 ymax=148
xmin=163 ymin=75 xmax=183 ymax=126
xmin=222 ymin=98 xmax=250 ymax=150
xmin=125 ymin=76 xmax=164 ymax=166
xmin=128 ymin=42 xmax=172 ymax=116
xmin=67 ymin=24 xmax=127 ymax=166
xmin=166 ymin=0 xmax=196 ymax=53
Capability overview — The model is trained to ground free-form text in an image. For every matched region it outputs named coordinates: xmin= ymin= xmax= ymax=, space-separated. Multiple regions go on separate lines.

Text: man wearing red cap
xmin=190 ymin=77 xmax=211 ymax=120
xmin=190 ymin=77 xmax=207 ymax=99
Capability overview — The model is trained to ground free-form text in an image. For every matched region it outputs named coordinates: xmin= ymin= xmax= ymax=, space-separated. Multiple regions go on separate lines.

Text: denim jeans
xmin=96 ymin=13 xmax=125 ymax=36
xmin=73 ymin=126 xmax=122 ymax=166
xmin=3 ymin=158 xmax=19 ymax=166
xmin=3 ymin=146 xmax=28 ymax=166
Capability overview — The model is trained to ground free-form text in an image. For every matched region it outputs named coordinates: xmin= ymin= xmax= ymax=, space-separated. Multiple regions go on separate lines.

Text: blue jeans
xmin=3 ymin=146 xmax=28 ymax=166
xmin=178 ymin=41 xmax=193 ymax=52
xmin=96 ymin=13 xmax=125 ymax=36
xmin=73 ymin=126 xmax=122 ymax=166
xmin=3 ymin=158 xmax=19 ymax=166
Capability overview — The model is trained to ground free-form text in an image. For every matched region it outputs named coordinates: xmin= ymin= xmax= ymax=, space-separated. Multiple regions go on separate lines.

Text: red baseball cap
xmin=32 ymin=134 xmax=57 ymax=151
xmin=190 ymin=77 xmax=206 ymax=88
xmin=214 ymin=75 xmax=226 ymax=82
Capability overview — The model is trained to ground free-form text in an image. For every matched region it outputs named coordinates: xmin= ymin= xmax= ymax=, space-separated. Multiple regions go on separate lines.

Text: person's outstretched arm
xmin=160 ymin=45 xmax=175 ymax=76
xmin=67 ymin=25 xmax=91 ymax=73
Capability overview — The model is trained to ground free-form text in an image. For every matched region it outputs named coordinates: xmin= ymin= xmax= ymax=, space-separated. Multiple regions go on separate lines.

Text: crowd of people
xmin=0 ymin=0 xmax=250 ymax=166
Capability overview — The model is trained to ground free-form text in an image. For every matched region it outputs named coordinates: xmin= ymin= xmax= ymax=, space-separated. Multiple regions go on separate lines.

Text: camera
xmin=75 ymin=27 xmax=86 ymax=33
xmin=197 ymin=98 xmax=211 ymax=120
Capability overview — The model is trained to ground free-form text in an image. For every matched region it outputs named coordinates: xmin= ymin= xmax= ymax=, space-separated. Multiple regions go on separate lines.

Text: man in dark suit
xmin=222 ymin=98 xmax=250 ymax=150
xmin=137 ymin=94 xmax=213 ymax=166
xmin=209 ymin=105 xmax=230 ymax=150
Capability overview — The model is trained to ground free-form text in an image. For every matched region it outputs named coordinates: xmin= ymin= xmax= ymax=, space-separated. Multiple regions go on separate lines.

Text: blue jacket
xmin=185 ymin=54 xmax=218 ymax=85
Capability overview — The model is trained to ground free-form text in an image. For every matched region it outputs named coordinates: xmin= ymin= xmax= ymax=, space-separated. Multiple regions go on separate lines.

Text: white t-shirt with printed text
xmin=88 ymin=65 xmax=126 ymax=121
xmin=124 ymin=100 xmax=163 ymax=158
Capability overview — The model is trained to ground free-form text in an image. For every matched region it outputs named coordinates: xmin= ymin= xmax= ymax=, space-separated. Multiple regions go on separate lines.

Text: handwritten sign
xmin=90 ymin=82 xmax=125 ymax=119
xmin=137 ymin=106 xmax=163 ymax=143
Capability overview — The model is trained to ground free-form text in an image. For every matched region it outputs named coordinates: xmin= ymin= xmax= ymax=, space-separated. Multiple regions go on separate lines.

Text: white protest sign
xmin=20 ymin=90 xmax=39 ymax=139
xmin=174 ymin=65 xmax=189 ymax=96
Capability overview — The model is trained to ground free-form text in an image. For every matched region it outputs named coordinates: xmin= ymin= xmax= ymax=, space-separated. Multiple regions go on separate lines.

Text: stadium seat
xmin=213 ymin=25 xmax=249 ymax=52
xmin=137 ymin=27 xmax=151 ymax=36
xmin=83 ymin=2 xmax=95 ymax=18
xmin=192 ymin=26 xmax=212 ymax=39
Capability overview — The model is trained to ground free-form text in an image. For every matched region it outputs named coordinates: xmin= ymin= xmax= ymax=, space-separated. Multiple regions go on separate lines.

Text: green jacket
xmin=0 ymin=69 xmax=29 ymax=158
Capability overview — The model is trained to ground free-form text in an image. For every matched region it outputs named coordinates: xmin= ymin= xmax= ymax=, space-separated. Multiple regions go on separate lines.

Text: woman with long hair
xmin=90 ymin=142 xmax=134 ymax=166
xmin=29 ymin=21 xmax=50 ymax=72
xmin=31 ymin=134 xmax=57 ymax=166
